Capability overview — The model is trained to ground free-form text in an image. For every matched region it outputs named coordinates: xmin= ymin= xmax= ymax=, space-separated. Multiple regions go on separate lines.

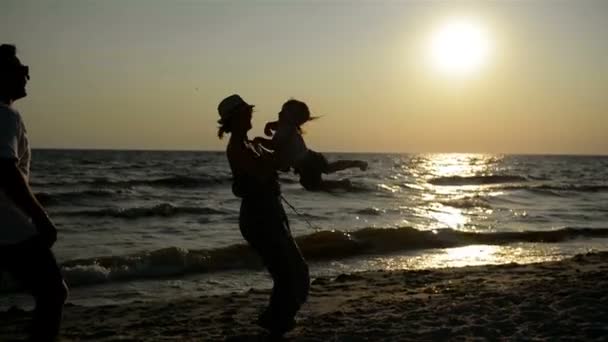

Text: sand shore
xmin=2 ymin=252 xmax=608 ymax=341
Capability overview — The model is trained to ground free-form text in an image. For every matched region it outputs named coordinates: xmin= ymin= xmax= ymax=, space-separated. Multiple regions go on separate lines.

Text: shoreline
xmin=2 ymin=252 xmax=608 ymax=341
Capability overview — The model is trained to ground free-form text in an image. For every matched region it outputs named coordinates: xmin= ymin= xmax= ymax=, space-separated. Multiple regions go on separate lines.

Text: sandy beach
xmin=1 ymin=251 xmax=607 ymax=341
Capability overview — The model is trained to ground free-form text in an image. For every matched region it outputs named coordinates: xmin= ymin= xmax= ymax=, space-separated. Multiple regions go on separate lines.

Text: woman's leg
xmin=240 ymin=198 xmax=310 ymax=333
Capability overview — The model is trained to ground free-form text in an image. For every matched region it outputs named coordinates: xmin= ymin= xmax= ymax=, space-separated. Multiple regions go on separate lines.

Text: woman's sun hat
xmin=218 ymin=94 xmax=254 ymax=123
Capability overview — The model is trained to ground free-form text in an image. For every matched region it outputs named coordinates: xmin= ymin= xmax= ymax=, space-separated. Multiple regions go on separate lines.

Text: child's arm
xmin=252 ymin=136 xmax=275 ymax=151
xmin=264 ymin=120 xmax=279 ymax=137
xmin=251 ymin=120 xmax=279 ymax=151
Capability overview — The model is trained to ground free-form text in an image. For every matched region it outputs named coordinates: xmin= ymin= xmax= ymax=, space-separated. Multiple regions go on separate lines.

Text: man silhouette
xmin=0 ymin=44 xmax=68 ymax=341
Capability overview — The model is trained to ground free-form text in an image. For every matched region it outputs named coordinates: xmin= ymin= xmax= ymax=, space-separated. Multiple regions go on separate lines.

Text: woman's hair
xmin=217 ymin=105 xmax=254 ymax=139
xmin=217 ymin=118 xmax=232 ymax=139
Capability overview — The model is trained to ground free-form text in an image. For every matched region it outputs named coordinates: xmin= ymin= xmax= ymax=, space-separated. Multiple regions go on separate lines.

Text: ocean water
xmin=2 ymin=150 xmax=608 ymax=308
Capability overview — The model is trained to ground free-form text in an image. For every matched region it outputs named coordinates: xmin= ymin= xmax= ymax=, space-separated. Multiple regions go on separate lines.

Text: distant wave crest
xmin=36 ymin=190 xmax=118 ymax=206
xmin=504 ymin=184 xmax=608 ymax=194
xmin=354 ymin=207 xmax=385 ymax=216
xmin=94 ymin=175 xmax=231 ymax=188
xmin=439 ymin=196 xmax=491 ymax=209
xmin=32 ymin=175 xmax=232 ymax=188
xmin=54 ymin=203 xmax=227 ymax=219
xmin=428 ymin=175 xmax=527 ymax=186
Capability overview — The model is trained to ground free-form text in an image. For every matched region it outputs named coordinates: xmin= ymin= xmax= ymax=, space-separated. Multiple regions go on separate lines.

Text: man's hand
xmin=0 ymin=161 xmax=57 ymax=248
xmin=33 ymin=213 xmax=57 ymax=248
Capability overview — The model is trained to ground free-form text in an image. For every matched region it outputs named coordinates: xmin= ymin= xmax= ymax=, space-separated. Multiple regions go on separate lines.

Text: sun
xmin=429 ymin=18 xmax=491 ymax=76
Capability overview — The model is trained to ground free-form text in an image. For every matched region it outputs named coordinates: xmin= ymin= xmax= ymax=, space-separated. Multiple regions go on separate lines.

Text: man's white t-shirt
xmin=0 ymin=103 xmax=37 ymax=245
xmin=272 ymin=123 xmax=309 ymax=171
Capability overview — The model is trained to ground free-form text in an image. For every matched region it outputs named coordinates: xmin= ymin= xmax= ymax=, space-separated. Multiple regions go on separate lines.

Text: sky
xmin=1 ymin=0 xmax=607 ymax=154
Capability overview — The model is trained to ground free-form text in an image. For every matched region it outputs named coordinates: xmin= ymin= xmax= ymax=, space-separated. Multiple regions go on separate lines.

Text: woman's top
xmin=229 ymin=139 xmax=280 ymax=199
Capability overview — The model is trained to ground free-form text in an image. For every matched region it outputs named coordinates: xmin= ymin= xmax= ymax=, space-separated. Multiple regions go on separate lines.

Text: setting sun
xmin=429 ymin=18 xmax=491 ymax=76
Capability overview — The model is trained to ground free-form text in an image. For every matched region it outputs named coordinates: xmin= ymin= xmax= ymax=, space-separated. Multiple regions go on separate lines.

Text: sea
xmin=1 ymin=150 xmax=607 ymax=309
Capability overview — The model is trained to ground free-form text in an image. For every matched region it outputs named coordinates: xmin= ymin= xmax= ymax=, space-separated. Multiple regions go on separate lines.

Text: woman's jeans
xmin=239 ymin=195 xmax=310 ymax=323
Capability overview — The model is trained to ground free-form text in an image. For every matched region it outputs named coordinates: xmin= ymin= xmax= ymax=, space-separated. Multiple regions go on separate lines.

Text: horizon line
xmin=30 ymin=147 xmax=608 ymax=157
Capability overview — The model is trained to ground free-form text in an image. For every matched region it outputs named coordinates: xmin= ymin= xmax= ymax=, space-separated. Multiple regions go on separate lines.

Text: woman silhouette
xmin=217 ymin=94 xmax=310 ymax=336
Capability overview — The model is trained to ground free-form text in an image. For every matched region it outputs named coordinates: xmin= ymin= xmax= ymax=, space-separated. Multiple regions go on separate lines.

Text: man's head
xmin=0 ymin=44 xmax=30 ymax=103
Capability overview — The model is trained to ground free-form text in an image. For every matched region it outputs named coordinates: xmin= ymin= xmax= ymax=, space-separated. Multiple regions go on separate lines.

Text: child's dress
xmin=272 ymin=123 xmax=328 ymax=190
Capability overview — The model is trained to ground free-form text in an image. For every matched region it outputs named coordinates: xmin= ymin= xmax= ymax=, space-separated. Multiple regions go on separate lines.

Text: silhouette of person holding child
xmin=218 ymin=94 xmax=310 ymax=336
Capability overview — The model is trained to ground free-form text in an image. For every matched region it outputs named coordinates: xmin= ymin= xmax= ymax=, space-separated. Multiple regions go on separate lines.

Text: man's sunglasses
xmin=21 ymin=65 xmax=30 ymax=80
xmin=6 ymin=65 xmax=29 ymax=80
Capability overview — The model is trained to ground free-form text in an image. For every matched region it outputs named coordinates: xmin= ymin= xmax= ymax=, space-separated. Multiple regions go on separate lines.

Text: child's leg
xmin=326 ymin=160 xmax=368 ymax=173
xmin=299 ymin=174 xmax=323 ymax=191
xmin=319 ymin=179 xmax=352 ymax=191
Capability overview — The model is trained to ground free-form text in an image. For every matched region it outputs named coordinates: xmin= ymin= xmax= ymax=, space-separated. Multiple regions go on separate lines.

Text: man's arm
xmin=0 ymin=159 xmax=57 ymax=246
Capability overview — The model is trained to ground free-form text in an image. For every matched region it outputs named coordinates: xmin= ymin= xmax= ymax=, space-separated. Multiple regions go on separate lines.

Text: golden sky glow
xmin=1 ymin=1 xmax=607 ymax=154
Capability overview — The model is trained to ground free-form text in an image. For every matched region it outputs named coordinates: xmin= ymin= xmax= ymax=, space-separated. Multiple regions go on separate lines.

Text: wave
xmin=2 ymin=226 xmax=605 ymax=291
xmin=354 ymin=207 xmax=385 ymax=216
xmin=33 ymin=175 xmax=311 ymax=189
xmin=93 ymin=175 xmax=231 ymax=188
xmin=439 ymin=196 xmax=491 ymax=209
xmin=35 ymin=190 xmax=118 ymax=206
xmin=428 ymin=175 xmax=527 ymax=186
xmin=32 ymin=175 xmax=232 ymax=188
xmin=536 ymin=184 xmax=608 ymax=193
xmin=54 ymin=203 xmax=228 ymax=219
xmin=501 ymin=184 xmax=608 ymax=194
xmin=427 ymin=175 xmax=607 ymax=194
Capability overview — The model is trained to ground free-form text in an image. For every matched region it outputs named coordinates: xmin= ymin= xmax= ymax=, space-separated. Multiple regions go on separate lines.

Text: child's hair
xmin=281 ymin=99 xmax=318 ymax=134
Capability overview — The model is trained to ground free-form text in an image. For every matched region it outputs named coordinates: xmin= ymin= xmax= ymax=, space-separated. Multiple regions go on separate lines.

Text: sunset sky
xmin=2 ymin=0 xmax=606 ymax=154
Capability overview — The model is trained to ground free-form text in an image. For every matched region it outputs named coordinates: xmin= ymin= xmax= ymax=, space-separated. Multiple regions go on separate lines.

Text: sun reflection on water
xmin=423 ymin=153 xmax=499 ymax=177
xmin=429 ymin=205 xmax=467 ymax=229
xmin=364 ymin=244 xmax=565 ymax=271
xmin=442 ymin=245 xmax=498 ymax=267
xmin=411 ymin=153 xmax=504 ymax=232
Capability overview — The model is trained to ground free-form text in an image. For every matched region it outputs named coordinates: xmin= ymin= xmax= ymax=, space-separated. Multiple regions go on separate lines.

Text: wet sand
xmin=2 ymin=252 xmax=608 ymax=341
